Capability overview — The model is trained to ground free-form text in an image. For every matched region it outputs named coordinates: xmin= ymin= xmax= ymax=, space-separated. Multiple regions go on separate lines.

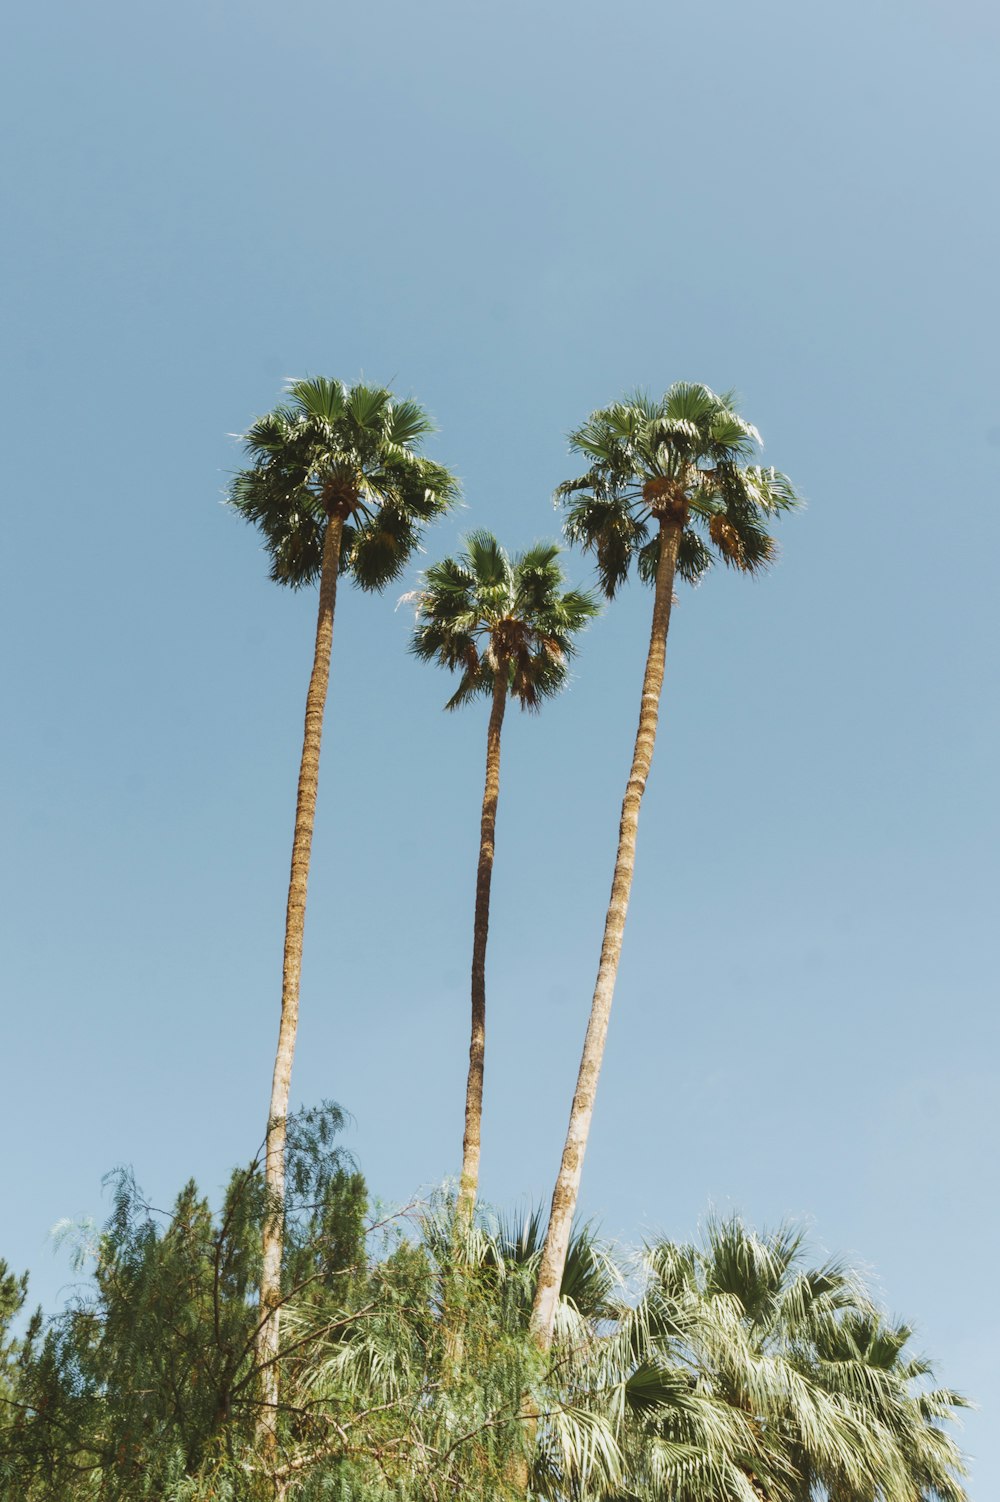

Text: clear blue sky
xmin=2 ymin=0 xmax=997 ymax=1487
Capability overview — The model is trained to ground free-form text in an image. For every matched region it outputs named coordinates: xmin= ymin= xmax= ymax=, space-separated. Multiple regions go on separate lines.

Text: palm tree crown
xmin=558 ymin=381 xmax=800 ymax=595
xmin=411 ymin=531 xmax=599 ymax=709
xmin=230 ymin=375 xmax=459 ymax=589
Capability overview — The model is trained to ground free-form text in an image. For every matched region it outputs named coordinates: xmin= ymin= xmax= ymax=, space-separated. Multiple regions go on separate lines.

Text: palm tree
xmin=411 ymin=533 xmax=598 ymax=1235
xmin=531 ymin=385 xmax=800 ymax=1349
xmin=800 ymin=1304 xmax=969 ymax=1502
xmin=229 ymin=376 xmax=458 ymax=1443
xmin=627 ymin=1217 xmax=970 ymax=1502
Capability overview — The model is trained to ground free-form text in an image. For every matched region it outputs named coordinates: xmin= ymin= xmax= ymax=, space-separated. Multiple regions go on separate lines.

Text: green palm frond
xmin=410 ymin=531 xmax=599 ymax=713
xmin=387 ymin=396 xmax=437 ymax=446
xmin=664 ymin=381 xmax=729 ymax=424
xmin=288 ymin=374 xmax=348 ymax=424
xmin=228 ymin=377 xmax=459 ymax=589
xmin=345 ymin=504 xmax=418 ymax=592
xmin=631 ymin=1217 xmax=969 ymax=1502
xmin=444 ymin=668 xmax=490 ymax=712
xmin=343 ymin=381 xmax=392 ymax=430
xmin=557 ymin=382 xmax=801 ymax=598
xmin=565 ymin=494 xmax=650 ymax=598
xmin=464 ymin=528 xmax=512 ymax=588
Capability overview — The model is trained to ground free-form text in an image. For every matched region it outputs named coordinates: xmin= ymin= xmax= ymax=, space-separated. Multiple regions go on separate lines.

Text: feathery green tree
xmin=411 ymin=533 xmax=598 ymax=1233
xmin=229 ymin=376 xmax=459 ymax=1440
xmin=0 ymin=1265 xmax=26 ymax=1421
xmin=531 ymin=384 xmax=800 ymax=1350
xmin=0 ymin=1106 xmax=366 ymax=1501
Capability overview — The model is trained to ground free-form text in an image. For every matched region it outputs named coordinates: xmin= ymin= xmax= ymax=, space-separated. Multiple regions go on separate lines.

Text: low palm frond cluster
xmin=287 ymin=1202 xmax=969 ymax=1502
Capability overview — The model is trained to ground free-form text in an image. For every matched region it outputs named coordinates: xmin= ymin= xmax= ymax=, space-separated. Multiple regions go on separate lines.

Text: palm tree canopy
xmin=410 ymin=530 xmax=600 ymax=710
xmin=557 ymin=382 xmax=801 ymax=596
xmin=630 ymin=1216 xmax=969 ymax=1502
xmin=229 ymin=376 xmax=460 ymax=590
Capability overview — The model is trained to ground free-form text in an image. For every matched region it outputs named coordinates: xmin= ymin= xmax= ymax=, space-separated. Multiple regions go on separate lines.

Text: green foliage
xmin=614 ymin=1216 xmax=971 ymax=1502
xmin=0 ymin=1106 xmax=366 ymax=1500
xmin=557 ymin=383 xmax=801 ymax=597
xmin=1 ymin=1146 xmax=968 ymax=1502
xmin=0 ymin=1264 xmax=27 ymax=1414
xmin=410 ymin=530 xmax=600 ymax=710
xmin=229 ymin=377 xmax=460 ymax=590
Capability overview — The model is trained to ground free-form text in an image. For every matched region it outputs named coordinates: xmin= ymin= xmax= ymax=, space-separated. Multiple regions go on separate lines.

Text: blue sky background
xmin=2 ymin=0 xmax=997 ymax=1487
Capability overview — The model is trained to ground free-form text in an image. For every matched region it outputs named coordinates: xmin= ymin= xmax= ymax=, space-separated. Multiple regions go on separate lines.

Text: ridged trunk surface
xmin=530 ymin=519 xmax=681 ymax=1351
xmin=442 ymin=674 xmax=508 ymax=1377
xmin=257 ymin=514 xmax=343 ymax=1450
xmin=456 ymin=671 xmax=507 ymax=1232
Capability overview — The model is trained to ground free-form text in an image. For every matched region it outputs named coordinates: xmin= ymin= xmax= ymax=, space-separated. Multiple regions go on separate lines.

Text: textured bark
xmin=442 ymin=672 xmax=508 ymax=1377
xmin=456 ymin=671 xmax=508 ymax=1232
xmin=257 ymin=514 xmax=343 ymax=1451
xmin=530 ymin=519 xmax=682 ymax=1351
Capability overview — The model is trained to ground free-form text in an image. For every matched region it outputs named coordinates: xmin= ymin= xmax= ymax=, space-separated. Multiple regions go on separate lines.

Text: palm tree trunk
xmin=257 ymin=513 xmax=343 ymax=1451
xmin=442 ymin=673 xmax=508 ymax=1376
xmin=456 ymin=670 xmax=507 ymax=1232
xmin=530 ymin=518 xmax=682 ymax=1351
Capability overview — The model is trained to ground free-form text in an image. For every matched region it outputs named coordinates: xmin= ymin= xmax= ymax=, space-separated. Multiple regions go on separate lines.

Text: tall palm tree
xmin=229 ymin=376 xmax=459 ymax=1442
xmin=531 ymin=384 xmax=800 ymax=1349
xmin=411 ymin=533 xmax=598 ymax=1234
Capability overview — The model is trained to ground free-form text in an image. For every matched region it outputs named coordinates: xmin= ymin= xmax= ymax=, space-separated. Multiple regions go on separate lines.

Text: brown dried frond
xmin=709 ymin=513 xmax=744 ymax=562
xmin=644 ymin=475 xmax=689 ymax=525
xmin=642 ymin=474 xmax=673 ymax=505
xmin=321 ymin=476 xmax=360 ymax=517
xmin=492 ymin=618 xmax=529 ymax=658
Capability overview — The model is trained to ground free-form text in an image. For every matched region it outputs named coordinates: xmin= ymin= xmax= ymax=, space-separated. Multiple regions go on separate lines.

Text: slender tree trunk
xmin=257 ymin=513 xmax=343 ymax=1453
xmin=530 ymin=518 xmax=682 ymax=1351
xmin=442 ymin=673 xmax=507 ymax=1376
xmin=456 ymin=671 xmax=507 ymax=1232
